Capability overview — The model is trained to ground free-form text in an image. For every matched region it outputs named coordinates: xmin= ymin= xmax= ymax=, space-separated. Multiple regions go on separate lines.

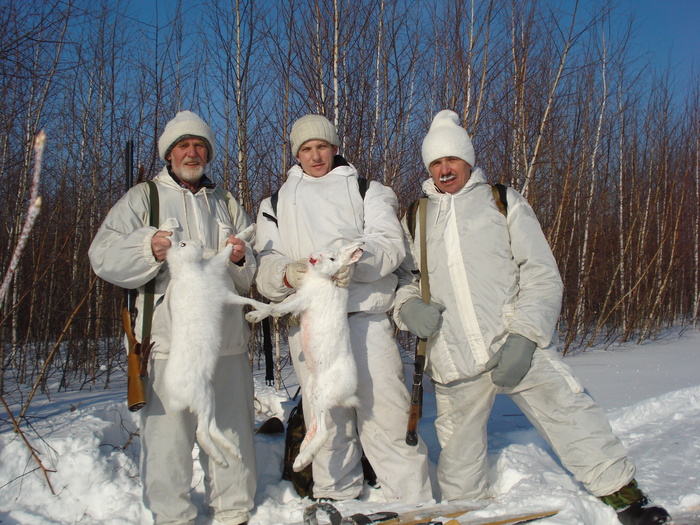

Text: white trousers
xmin=434 ymin=348 xmax=635 ymax=501
xmin=140 ymin=354 xmax=256 ymax=525
xmin=289 ymin=312 xmax=432 ymax=503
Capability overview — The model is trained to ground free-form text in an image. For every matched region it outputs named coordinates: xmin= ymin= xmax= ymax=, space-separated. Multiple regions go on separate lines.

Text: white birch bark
xmin=576 ymin=26 xmax=608 ymax=338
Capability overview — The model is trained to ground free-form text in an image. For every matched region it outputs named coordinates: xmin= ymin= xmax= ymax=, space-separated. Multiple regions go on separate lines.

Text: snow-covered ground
xmin=1 ymin=328 xmax=699 ymax=524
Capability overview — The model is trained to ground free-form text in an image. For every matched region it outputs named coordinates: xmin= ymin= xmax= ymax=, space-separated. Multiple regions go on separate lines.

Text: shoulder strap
xmin=414 ymin=197 xmax=430 ymax=367
xmin=418 ymin=198 xmax=429 ymax=304
xmin=491 ymin=183 xmax=508 ymax=217
xmin=406 ymin=199 xmax=422 ymax=241
xmin=358 ymin=176 xmax=369 ymax=199
xmin=146 ymin=181 xmax=160 ymax=225
xmin=141 ymin=181 xmax=159 ymax=341
xmin=270 ymin=190 xmax=279 ymax=218
xmin=262 ymin=191 xmax=280 ymax=226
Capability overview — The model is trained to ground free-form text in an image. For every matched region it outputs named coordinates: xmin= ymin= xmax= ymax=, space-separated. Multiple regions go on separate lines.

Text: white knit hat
xmin=158 ymin=111 xmax=216 ymax=162
xmin=289 ymin=115 xmax=340 ymax=157
xmin=421 ymin=110 xmax=475 ymax=169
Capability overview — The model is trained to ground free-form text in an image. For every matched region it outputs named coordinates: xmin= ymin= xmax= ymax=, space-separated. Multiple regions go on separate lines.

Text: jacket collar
xmin=288 ymin=154 xmax=358 ymax=180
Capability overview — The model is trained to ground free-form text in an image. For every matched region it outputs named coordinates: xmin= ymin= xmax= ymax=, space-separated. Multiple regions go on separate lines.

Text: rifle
xmin=122 ymin=140 xmax=152 ymax=412
xmin=406 ymin=198 xmax=429 ymax=446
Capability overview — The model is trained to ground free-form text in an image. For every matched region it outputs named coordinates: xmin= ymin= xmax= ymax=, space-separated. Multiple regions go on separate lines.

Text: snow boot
xmin=600 ymin=479 xmax=671 ymax=525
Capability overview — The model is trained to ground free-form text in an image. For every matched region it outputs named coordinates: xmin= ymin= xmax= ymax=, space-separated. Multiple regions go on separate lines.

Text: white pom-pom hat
xmin=421 ymin=110 xmax=475 ymax=169
xmin=158 ymin=111 xmax=216 ymax=163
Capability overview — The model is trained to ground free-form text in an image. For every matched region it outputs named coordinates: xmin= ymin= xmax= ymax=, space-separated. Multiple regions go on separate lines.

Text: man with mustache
xmin=89 ymin=111 xmax=256 ymax=525
xmin=394 ymin=110 xmax=670 ymax=525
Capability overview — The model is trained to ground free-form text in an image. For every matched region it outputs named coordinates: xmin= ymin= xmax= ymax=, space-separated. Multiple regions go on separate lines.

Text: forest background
xmin=1 ymin=0 xmax=698 ymax=397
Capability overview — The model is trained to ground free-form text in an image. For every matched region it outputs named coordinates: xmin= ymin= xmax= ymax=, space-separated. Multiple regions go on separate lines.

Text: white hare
xmin=164 ymin=238 xmax=269 ymax=468
xmin=246 ymin=242 xmax=364 ymax=471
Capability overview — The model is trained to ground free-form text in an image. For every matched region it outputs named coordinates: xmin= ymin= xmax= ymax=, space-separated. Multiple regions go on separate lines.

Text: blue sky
xmin=624 ymin=0 xmax=699 ymax=88
xmin=127 ymin=0 xmax=699 ymax=98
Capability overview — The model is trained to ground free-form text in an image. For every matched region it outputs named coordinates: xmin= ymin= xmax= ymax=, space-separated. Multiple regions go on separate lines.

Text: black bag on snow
xmin=282 ymin=400 xmax=314 ymax=497
xmin=282 ymin=398 xmax=377 ymax=498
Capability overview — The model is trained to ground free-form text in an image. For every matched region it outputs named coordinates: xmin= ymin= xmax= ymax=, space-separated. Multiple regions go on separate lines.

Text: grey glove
xmin=399 ymin=297 xmax=446 ymax=339
xmin=332 ymin=264 xmax=354 ymax=288
xmin=283 ymin=260 xmax=308 ymax=289
xmin=485 ymin=333 xmax=537 ymax=388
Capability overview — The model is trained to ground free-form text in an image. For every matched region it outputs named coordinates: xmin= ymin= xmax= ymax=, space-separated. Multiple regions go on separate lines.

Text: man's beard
xmin=175 ymin=163 xmax=204 ymax=183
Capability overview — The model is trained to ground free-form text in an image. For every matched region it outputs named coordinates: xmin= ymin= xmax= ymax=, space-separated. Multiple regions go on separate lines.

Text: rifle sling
xmin=141 ymin=181 xmax=159 ymax=341
xmin=417 ymin=197 xmax=430 ymax=357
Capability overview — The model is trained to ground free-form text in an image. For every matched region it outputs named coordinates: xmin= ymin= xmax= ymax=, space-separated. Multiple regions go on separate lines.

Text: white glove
xmin=283 ymin=260 xmax=307 ymax=289
xmin=332 ymin=264 xmax=354 ymax=288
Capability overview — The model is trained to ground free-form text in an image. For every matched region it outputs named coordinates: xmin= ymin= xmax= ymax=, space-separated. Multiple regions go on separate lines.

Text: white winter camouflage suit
xmin=89 ymin=168 xmax=257 ymax=525
xmin=254 ymin=160 xmax=432 ymax=503
xmin=394 ymin=168 xmax=635 ymax=501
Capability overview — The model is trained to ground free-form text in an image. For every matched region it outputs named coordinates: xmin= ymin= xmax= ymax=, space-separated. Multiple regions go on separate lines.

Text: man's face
xmin=296 ymin=139 xmax=338 ymax=178
xmin=168 ymin=137 xmax=208 ymax=184
xmin=429 ymin=156 xmax=472 ymax=194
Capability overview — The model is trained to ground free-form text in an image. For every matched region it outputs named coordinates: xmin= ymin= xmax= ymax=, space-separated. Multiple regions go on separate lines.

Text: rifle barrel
xmin=124 ymin=140 xmax=136 ymax=312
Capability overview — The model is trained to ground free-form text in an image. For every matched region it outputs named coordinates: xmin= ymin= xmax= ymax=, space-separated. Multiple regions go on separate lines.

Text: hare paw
xmin=245 ymin=308 xmax=270 ymax=323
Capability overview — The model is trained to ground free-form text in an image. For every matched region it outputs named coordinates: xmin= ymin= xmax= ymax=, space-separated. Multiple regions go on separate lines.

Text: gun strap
xmin=141 ymin=180 xmax=160 ymax=341
xmin=417 ymin=197 xmax=429 ymax=358
xmin=418 ymin=197 xmax=429 ymax=304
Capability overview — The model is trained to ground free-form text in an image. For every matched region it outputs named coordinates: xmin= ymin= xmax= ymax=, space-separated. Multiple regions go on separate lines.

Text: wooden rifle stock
xmin=123 ymin=305 xmax=152 ymax=412
xmin=406 ymin=342 xmax=425 ymax=446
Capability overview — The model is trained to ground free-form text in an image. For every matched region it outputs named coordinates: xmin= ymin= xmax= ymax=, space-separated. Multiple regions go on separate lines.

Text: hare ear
xmin=340 ymin=242 xmax=364 ymax=264
xmin=348 ymin=247 xmax=363 ymax=263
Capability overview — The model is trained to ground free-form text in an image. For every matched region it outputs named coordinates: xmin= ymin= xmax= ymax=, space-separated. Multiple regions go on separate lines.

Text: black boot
xmin=616 ymin=497 xmax=671 ymax=525
xmin=600 ymin=479 xmax=671 ymax=525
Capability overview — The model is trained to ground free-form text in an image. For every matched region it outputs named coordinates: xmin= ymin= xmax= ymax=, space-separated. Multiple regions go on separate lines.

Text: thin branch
xmin=0 ymin=394 xmax=56 ymax=495
xmin=18 ymin=274 xmax=99 ymax=421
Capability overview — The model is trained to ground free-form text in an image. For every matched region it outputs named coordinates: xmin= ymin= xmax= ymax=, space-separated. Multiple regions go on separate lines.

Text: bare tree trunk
xmin=332 ymin=0 xmax=340 ymax=127
xmin=520 ymin=1 xmax=577 ymax=197
xmin=617 ymin=82 xmax=628 ymax=334
xmin=369 ymin=0 xmax=384 ymax=174
xmin=576 ymin=27 xmax=609 ymax=343
xmin=639 ymin=184 xmax=687 ymax=342
xmin=693 ymin=107 xmax=700 ymax=326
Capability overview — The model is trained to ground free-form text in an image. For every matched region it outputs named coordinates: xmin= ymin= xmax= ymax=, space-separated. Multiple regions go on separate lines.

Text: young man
xmin=254 ymin=114 xmax=432 ymax=504
xmin=394 ymin=110 xmax=670 ymax=525
xmin=89 ymin=111 xmax=256 ymax=525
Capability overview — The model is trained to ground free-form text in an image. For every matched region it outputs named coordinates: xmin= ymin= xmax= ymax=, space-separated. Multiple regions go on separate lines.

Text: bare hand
xmin=332 ymin=264 xmax=354 ymax=288
xmin=151 ymin=230 xmax=173 ymax=261
xmin=226 ymin=235 xmax=246 ymax=264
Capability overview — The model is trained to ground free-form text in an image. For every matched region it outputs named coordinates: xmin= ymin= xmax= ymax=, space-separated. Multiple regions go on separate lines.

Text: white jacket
xmin=394 ymin=168 xmax=563 ymax=384
xmin=254 ymin=161 xmax=404 ymax=313
xmin=89 ymin=168 xmax=256 ymax=358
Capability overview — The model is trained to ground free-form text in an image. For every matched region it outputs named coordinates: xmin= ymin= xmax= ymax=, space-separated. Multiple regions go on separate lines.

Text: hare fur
xmin=164 ymin=239 xmax=268 ymax=468
xmin=247 ymin=242 xmax=364 ymax=471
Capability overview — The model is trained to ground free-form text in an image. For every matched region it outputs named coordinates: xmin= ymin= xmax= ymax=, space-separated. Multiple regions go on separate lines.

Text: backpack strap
xmin=261 ymin=190 xmax=279 ymax=225
xmin=491 ymin=183 xmax=508 ymax=217
xmin=141 ymin=181 xmax=159 ymax=342
xmin=358 ymin=176 xmax=369 ymax=199
xmin=406 ymin=199 xmax=422 ymax=241
xmin=417 ymin=198 xmax=429 ymax=303
xmin=268 ymin=191 xmax=279 ymax=222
